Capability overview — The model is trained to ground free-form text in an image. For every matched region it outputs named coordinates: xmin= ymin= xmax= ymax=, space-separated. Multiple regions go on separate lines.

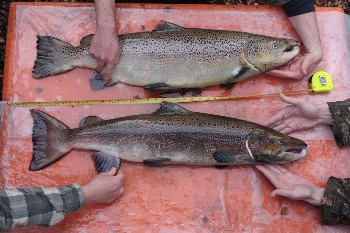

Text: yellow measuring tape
xmin=7 ymin=71 xmax=333 ymax=107
xmin=7 ymin=89 xmax=313 ymax=107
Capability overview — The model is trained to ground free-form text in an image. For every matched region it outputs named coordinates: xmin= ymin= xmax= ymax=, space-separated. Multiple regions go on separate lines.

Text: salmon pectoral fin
xmin=89 ymin=74 xmax=108 ymax=91
xmin=91 ymin=152 xmax=121 ymax=173
xmin=213 ymin=150 xmax=249 ymax=163
xmin=221 ymin=66 xmax=250 ymax=89
xmin=143 ymin=158 xmax=171 ymax=167
xmin=220 ymin=82 xmax=237 ymax=90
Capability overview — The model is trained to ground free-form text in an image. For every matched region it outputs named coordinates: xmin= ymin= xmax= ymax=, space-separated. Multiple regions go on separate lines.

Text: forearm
xmin=0 ymin=184 xmax=84 ymax=231
xmin=288 ymin=12 xmax=323 ymax=57
xmin=94 ymin=0 xmax=116 ymax=32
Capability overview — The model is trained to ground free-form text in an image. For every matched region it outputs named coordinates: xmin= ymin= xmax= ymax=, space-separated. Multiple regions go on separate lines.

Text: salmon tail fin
xmin=29 ymin=109 xmax=71 ymax=171
xmin=32 ymin=36 xmax=75 ymax=79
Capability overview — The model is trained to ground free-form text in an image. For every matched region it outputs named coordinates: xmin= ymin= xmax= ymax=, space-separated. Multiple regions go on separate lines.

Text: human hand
xmin=82 ymin=167 xmax=124 ymax=205
xmin=268 ymin=51 xmax=322 ymax=79
xmin=90 ymin=29 xmax=121 ymax=84
xmin=255 ymin=164 xmax=324 ymax=206
xmin=266 ymin=94 xmax=332 ymax=134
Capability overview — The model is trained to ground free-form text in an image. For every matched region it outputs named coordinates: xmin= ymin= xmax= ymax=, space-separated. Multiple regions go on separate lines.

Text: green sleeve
xmin=321 ymin=177 xmax=350 ymax=225
xmin=327 ymin=99 xmax=350 ymax=147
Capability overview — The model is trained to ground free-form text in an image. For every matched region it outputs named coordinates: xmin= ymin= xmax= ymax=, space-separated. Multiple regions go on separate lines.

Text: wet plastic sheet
xmin=2 ymin=3 xmax=350 ymax=232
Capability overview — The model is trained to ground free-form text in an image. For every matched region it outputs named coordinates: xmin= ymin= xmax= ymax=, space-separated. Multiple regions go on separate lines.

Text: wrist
xmin=316 ymin=103 xmax=333 ymax=125
xmin=96 ymin=23 xmax=116 ymax=33
xmin=308 ymin=187 xmax=325 ymax=206
xmin=82 ymin=185 xmax=93 ymax=206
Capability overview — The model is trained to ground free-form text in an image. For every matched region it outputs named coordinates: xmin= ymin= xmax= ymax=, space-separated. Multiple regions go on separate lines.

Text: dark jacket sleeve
xmin=327 ymin=99 xmax=350 ymax=147
xmin=278 ymin=0 xmax=315 ymax=17
xmin=321 ymin=177 xmax=350 ymax=225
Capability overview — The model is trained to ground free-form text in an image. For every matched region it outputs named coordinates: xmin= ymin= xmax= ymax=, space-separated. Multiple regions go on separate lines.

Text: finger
xmin=267 ymin=119 xmax=284 ymax=129
xmin=271 ymin=189 xmax=292 ymax=198
xmin=301 ymin=57 xmax=316 ymax=76
xmin=96 ymin=60 xmax=105 ymax=73
xmin=255 ymin=165 xmax=279 ymax=184
xmin=267 ymin=69 xmax=302 ymax=79
xmin=271 ymin=164 xmax=286 ymax=173
xmin=116 ymin=170 xmax=125 ymax=181
xmin=119 ymin=187 xmax=125 ymax=196
xmin=103 ymin=62 xmax=114 ymax=84
xmin=273 ymin=165 xmax=290 ymax=174
xmin=266 ymin=115 xmax=284 ymax=127
xmin=266 ymin=164 xmax=282 ymax=175
xmin=106 ymin=167 xmax=117 ymax=176
xmin=279 ymin=94 xmax=303 ymax=107
xmin=274 ymin=122 xmax=288 ymax=132
xmin=280 ymin=127 xmax=294 ymax=135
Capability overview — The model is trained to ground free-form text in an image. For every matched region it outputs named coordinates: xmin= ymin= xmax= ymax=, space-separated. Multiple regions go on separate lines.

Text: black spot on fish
xmin=35 ymin=87 xmax=43 ymax=93
xmin=140 ymin=3 xmax=145 ymax=8
xmin=134 ymin=95 xmax=141 ymax=99
xmin=140 ymin=25 xmax=145 ymax=30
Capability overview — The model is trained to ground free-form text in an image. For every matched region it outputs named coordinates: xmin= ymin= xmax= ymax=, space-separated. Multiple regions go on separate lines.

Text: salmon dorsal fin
xmin=152 ymin=21 xmax=184 ymax=32
xmin=154 ymin=102 xmax=190 ymax=115
xmin=79 ymin=116 xmax=104 ymax=127
xmin=80 ymin=34 xmax=94 ymax=46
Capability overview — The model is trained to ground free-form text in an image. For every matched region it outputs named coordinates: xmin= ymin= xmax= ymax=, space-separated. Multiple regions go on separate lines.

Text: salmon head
xmin=243 ymin=36 xmax=300 ymax=72
xmin=246 ymin=128 xmax=307 ymax=164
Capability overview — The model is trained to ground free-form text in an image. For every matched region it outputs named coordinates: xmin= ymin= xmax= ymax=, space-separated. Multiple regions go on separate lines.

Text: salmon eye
xmin=278 ymin=139 xmax=284 ymax=145
xmin=272 ymin=43 xmax=278 ymax=49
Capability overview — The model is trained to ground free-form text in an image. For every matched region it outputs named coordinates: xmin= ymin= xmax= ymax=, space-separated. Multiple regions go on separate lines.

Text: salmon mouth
xmin=283 ymin=45 xmax=298 ymax=53
xmin=282 ymin=145 xmax=307 ymax=157
xmin=285 ymin=148 xmax=303 ymax=154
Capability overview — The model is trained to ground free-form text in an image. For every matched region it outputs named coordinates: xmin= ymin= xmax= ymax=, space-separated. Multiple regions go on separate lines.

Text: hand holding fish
xmin=90 ymin=31 xmax=121 ymax=84
xmin=90 ymin=0 xmax=121 ymax=84
xmin=266 ymin=94 xmax=332 ymax=134
xmin=267 ymin=51 xmax=322 ymax=79
xmin=268 ymin=12 xmax=323 ymax=79
xmin=255 ymin=164 xmax=324 ymax=206
xmin=82 ymin=168 xmax=125 ymax=205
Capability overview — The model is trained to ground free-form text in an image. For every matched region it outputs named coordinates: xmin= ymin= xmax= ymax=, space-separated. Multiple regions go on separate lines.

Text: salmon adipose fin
xmin=33 ymin=36 xmax=76 ymax=79
xmin=91 ymin=152 xmax=121 ymax=173
xmin=29 ymin=109 xmax=71 ymax=171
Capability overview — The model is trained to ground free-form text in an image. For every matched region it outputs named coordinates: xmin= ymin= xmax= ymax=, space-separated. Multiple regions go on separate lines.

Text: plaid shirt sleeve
xmin=0 ymin=183 xmax=84 ymax=231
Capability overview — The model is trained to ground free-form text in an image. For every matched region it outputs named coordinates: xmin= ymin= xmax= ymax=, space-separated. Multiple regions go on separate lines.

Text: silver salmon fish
xmin=29 ymin=102 xmax=307 ymax=172
xmin=32 ymin=22 xmax=300 ymax=92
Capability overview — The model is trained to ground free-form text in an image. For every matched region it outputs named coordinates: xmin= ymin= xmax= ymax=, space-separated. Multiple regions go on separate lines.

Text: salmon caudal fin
xmin=29 ymin=109 xmax=71 ymax=171
xmin=32 ymin=36 xmax=75 ymax=79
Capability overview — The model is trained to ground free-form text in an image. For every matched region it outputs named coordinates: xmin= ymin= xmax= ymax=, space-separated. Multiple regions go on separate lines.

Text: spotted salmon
xmin=32 ymin=22 xmax=300 ymax=93
xmin=29 ymin=102 xmax=307 ymax=172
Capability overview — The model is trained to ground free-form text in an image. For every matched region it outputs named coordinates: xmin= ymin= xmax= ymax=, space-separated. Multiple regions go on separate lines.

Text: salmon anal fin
xmin=91 ymin=152 xmax=121 ymax=173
